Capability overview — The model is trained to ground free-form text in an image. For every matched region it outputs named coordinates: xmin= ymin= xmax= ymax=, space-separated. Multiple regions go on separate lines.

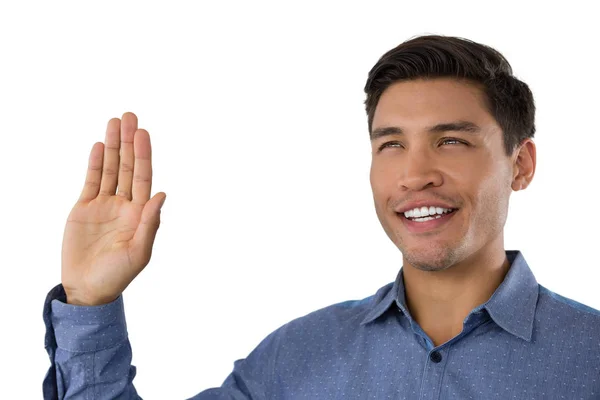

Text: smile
xmin=403 ymin=206 xmax=456 ymax=220
xmin=397 ymin=208 xmax=458 ymax=233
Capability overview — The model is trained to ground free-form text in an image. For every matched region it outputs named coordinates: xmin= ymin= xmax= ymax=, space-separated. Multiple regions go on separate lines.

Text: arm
xmin=49 ymin=113 xmax=275 ymax=399
xmin=43 ymin=283 xmax=140 ymax=399
xmin=46 ymin=112 xmax=160 ymax=398
xmin=43 ymin=283 xmax=278 ymax=400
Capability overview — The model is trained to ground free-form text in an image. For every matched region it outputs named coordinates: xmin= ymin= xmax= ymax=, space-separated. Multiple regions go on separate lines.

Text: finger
xmin=98 ymin=118 xmax=122 ymax=196
xmin=130 ymin=192 xmax=166 ymax=271
xmin=131 ymin=129 xmax=153 ymax=205
xmin=78 ymin=142 xmax=104 ymax=203
xmin=116 ymin=112 xmax=138 ymax=201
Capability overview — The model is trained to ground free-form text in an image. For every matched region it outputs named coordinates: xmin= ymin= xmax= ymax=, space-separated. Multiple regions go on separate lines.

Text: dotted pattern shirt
xmin=42 ymin=251 xmax=600 ymax=399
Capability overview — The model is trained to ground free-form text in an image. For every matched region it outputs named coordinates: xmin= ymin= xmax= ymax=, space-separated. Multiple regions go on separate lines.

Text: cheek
xmin=370 ymin=165 xmax=394 ymax=201
xmin=469 ymin=170 xmax=511 ymax=226
xmin=447 ymin=157 xmax=503 ymax=209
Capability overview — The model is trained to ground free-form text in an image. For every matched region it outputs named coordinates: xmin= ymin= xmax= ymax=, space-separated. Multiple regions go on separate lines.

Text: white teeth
xmin=414 ymin=215 xmax=443 ymax=222
xmin=403 ymin=206 xmax=453 ymax=219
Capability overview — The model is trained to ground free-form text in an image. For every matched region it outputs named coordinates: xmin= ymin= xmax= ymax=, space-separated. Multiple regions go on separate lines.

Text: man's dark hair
xmin=364 ymin=34 xmax=536 ymax=155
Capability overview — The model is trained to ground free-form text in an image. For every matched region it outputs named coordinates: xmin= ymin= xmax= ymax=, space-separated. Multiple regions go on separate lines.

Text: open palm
xmin=61 ymin=112 xmax=166 ymax=306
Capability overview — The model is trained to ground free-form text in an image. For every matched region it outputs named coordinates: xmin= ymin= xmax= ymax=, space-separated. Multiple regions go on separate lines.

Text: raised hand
xmin=61 ymin=112 xmax=167 ymax=306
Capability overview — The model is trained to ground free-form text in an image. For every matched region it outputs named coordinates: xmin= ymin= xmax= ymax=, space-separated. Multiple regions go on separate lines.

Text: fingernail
xmin=160 ymin=196 xmax=167 ymax=209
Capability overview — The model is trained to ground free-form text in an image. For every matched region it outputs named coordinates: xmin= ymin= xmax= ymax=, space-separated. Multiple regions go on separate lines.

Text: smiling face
xmin=370 ymin=78 xmax=525 ymax=272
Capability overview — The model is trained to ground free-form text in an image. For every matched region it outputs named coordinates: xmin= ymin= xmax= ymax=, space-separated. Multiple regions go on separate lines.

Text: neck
xmin=401 ymin=236 xmax=510 ymax=346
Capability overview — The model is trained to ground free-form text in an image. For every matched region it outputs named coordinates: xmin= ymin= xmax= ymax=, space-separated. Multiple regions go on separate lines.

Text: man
xmin=43 ymin=34 xmax=600 ymax=399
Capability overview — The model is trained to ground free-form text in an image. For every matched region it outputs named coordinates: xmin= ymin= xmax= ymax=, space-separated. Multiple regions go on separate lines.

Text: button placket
xmin=419 ymin=348 xmax=448 ymax=400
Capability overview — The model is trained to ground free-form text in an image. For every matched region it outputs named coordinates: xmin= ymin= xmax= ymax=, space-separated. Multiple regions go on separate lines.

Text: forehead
xmin=372 ymin=78 xmax=495 ymax=129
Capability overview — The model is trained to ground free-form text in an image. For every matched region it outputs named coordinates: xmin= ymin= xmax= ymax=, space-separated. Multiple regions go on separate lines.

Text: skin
xmin=62 ymin=112 xmax=166 ymax=306
xmin=369 ymin=78 xmax=536 ymax=346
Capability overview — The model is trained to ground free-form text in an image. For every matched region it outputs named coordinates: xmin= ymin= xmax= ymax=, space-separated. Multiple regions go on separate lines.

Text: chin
xmin=401 ymin=243 xmax=463 ymax=272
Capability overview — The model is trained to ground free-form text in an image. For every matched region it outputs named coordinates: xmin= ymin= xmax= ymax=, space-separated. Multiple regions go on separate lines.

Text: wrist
xmin=64 ymin=288 xmax=113 ymax=306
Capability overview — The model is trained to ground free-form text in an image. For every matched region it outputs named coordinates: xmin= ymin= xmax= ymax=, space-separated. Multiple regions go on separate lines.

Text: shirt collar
xmin=360 ymin=250 xmax=539 ymax=342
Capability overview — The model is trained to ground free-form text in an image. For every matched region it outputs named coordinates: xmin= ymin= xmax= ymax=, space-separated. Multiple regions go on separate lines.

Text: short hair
xmin=364 ymin=34 xmax=536 ymax=155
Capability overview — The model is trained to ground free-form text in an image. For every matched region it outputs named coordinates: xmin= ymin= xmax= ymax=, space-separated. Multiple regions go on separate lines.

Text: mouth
xmin=396 ymin=208 xmax=459 ymax=234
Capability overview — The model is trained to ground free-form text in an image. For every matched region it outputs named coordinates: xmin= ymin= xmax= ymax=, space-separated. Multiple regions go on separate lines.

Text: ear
xmin=511 ymin=139 xmax=536 ymax=191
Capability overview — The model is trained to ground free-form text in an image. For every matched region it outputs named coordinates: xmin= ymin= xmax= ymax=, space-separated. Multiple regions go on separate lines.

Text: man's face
xmin=370 ymin=78 xmax=516 ymax=272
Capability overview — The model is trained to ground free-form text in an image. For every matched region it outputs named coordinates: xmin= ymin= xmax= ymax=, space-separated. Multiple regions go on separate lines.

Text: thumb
xmin=130 ymin=193 xmax=166 ymax=268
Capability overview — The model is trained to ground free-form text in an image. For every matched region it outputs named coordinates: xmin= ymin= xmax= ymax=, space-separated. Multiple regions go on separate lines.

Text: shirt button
xmin=430 ymin=351 xmax=442 ymax=363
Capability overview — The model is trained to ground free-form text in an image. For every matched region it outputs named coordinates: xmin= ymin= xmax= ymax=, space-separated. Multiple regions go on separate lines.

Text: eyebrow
xmin=370 ymin=120 xmax=482 ymax=141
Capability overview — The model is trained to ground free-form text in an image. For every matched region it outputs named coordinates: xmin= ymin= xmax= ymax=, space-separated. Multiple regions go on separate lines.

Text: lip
xmin=395 ymin=200 xmax=458 ymax=214
xmin=398 ymin=208 xmax=459 ymax=234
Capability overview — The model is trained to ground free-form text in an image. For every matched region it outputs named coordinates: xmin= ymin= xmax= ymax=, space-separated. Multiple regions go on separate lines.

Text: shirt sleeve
xmin=42 ymin=284 xmax=280 ymax=400
xmin=42 ymin=283 xmax=141 ymax=399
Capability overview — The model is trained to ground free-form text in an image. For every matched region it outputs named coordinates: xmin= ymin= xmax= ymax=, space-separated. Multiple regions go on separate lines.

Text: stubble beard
xmin=401 ymin=239 xmax=468 ymax=272
xmin=394 ymin=219 xmax=473 ymax=272
xmin=395 ymin=197 xmax=504 ymax=273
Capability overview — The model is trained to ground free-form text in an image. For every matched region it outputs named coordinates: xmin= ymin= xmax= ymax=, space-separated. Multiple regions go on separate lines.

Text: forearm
xmin=43 ymin=283 xmax=142 ymax=399
xmin=53 ymin=341 xmax=140 ymax=399
xmin=43 ymin=284 xmax=278 ymax=399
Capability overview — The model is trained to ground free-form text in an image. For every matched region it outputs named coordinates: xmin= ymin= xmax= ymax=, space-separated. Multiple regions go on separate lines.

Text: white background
xmin=1 ymin=1 xmax=599 ymax=399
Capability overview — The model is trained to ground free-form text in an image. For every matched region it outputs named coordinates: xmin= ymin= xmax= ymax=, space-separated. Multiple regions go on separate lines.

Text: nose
xmin=397 ymin=149 xmax=443 ymax=191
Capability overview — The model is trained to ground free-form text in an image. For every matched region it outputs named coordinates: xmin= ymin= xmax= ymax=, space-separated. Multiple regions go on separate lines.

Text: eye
xmin=378 ymin=141 xmax=403 ymax=151
xmin=440 ymin=138 xmax=467 ymax=146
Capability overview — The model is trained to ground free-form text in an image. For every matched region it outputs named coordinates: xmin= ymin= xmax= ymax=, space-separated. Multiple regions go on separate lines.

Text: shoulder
xmin=284 ymin=285 xmax=390 ymax=335
xmin=288 ymin=281 xmax=394 ymax=330
xmin=538 ymin=284 xmax=600 ymax=317
xmin=536 ymin=284 xmax=600 ymax=336
xmin=261 ymin=282 xmax=394 ymax=350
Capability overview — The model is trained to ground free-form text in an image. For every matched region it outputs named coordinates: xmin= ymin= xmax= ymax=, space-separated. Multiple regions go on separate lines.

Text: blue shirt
xmin=43 ymin=251 xmax=600 ymax=399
